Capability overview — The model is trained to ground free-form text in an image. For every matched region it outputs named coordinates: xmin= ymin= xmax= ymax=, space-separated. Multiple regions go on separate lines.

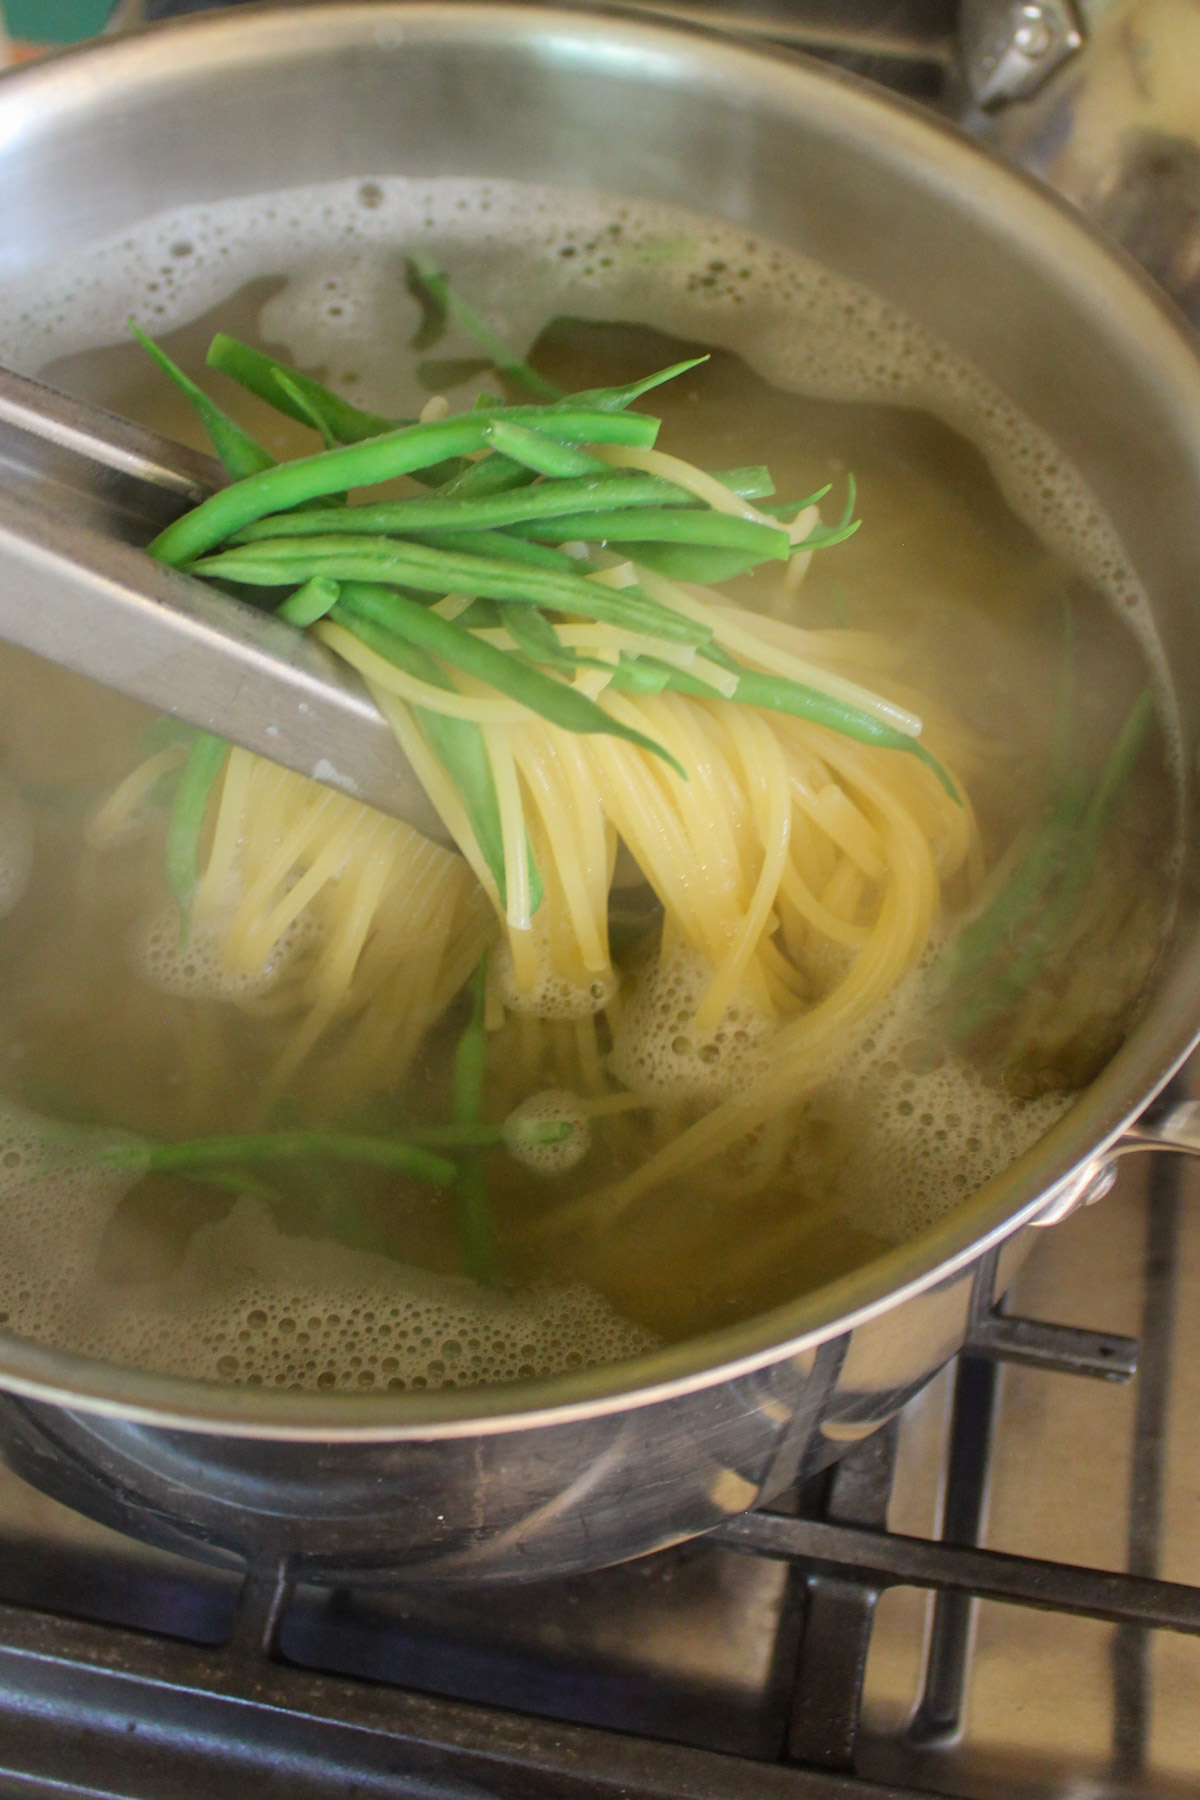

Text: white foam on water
xmin=608 ymin=949 xmax=774 ymax=1104
xmin=0 ymin=1101 xmax=652 ymax=1387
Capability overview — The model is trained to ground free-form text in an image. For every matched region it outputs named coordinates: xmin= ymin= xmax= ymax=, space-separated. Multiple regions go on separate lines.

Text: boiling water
xmin=0 ymin=178 xmax=1176 ymax=1389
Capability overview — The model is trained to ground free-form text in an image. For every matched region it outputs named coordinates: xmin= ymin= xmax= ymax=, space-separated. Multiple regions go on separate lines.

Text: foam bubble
xmin=128 ymin=899 xmax=317 ymax=1002
xmin=0 ymin=775 xmax=33 ymax=922
xmin=608 ymin=949 xmax=774 ymax=1103
xmin=0 ymin=1099 xmax=653 ymax=1388
xmin=68 ymin=1198 xmax=654 ymax=1390
xmin=495 ymin=932 xmax=618 ymax=1020
xmin=808 ymin=961 xmax=1069 ymax=1239
xmin=503 ymin=1089 xmax=592 ymax=1175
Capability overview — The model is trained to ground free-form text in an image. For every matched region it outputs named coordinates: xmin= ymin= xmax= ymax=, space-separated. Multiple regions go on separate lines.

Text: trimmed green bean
xmin=276 ymin=575 xmax=341 ymax=626
xmin=506 ymin=507 xmax=789 ymax=558
xmin=193 ymin=537 xmax=709 ymax=645
xmin=150 ymin=407 xmax=661 ymax=565
xmin=342 ymin=602 xmax=518 ymax=907
xmin=482 ymin=420 xmax=608 ymax=478
xmin=99 ymin=1130 xmax=455 ymax=1186
xmin=332 ymin=587 xmax=686 ymax=776
xmin=406 ymin=529 xmax=579 ymax=573
xmin=230 ymin=470 xmax=776 ymax=546
xmin=273 ymin=371 xmax=338 ymax=448
xmin=130 ymin=322 xmax=274 ymax=479
xmin=206 ymin=331 xmax=400 ymax=442
xmin=611 ymin=654 xmax=958 ymax=798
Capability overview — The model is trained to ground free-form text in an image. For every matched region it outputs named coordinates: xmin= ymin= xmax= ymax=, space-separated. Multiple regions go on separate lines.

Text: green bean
xmin=130 ymin=322 xmax=274 ymax=479
xmin=564 ymin=356 xmax=709 ymax=413
xmin=433 ymin=452 xmax=535 ymax=501
xmin=938 ymin=777 xmax=1090 ymax=1001
xmin=451 ymin=953 xmax=497 ymax=1283
xmin=611 ymin=654 xmax=958 ymax=798
xmin=506 ymin=507 xmax=789 ymax=558
xmin=482 ymin=420 xmax=608 ymax=478
xmin=499 ymin=604 xmax=575 ymax=672
xmin=276 ymin=575 xmax=341 ymax=626
xmin=332 ymin=587 xmax=686 ymax=777
xmin=230 ymin=470 xmax=775 ymax=546
xmin=406 ymin=529 xmax=579 ymax=573
xmin=164 ymin=730 xmax=230 ymax=922
xmin=406 ymin=257 xmax=563 ymax=401
xmin=99 ymin=1130 xmax=455 ymax=1186
xmin=761 ymin=484 xmax=833 ymax=519
xmin=193 ymin=537 xmax=709 ymax=645
xmin=206 ymin=331 xmax=400 ymax=442
xmin=950 ymin=690 xmax=1153 ymax=1040
xmin=150 ymin=407 xmax=661 ymax=565
xmin=341 ymin=602 xmax=519 ymax=907
xmin=273 ymin=371 xmax=338 ymax=448
xmin=620 ymin=543 xmax=770 ymax=583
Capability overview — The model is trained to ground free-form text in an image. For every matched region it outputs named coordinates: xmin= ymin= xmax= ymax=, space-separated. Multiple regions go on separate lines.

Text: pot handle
xmin=1032 ymin=1098 xmax=1200 ymax=1228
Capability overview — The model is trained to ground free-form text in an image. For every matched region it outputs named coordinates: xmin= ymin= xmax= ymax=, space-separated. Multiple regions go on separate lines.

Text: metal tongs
xmin=0 ymin=364 xmax=448 ymax=841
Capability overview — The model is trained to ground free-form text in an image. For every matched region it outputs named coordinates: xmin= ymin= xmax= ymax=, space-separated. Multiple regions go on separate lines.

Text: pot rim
xmin=1 ymin=0 xmax=1197 ymax=1440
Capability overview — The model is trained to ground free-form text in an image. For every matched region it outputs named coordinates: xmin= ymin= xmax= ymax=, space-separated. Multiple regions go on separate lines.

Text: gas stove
xmin=2 ymin=2 xmax=1199 ymax=1796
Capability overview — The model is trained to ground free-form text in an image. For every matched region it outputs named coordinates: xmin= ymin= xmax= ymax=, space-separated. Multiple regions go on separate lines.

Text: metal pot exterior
xmin=0 ymin=1239 xmax=1015 ymax=1582
xmin=0 ymin=4 xmax=1198 ymax=1576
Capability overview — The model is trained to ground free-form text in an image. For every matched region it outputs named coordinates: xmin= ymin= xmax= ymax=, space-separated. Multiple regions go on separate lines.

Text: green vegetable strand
xmin=337 ymin=594 xmax=536 ymax=910
xmin=229 ymin=469 xmax=776 ymax=546
xmin=193 ymin=536 xmax=708 ymax=645
xmin=149 ymin=406 xmax=661 ymax=565
xmin=276 ymin=575 xmax=341 ymax=626
xmin=99 ymin=1130 xmax=455 ymax=1187
xmin=331 ymin=586 xmax=687 ymax=776
xmin=164 ymin=730 xmax=230 ymax=923
xmin=206 ymin=331 xmax=400 ymax=443
xmin=130 ymin=321 xmax=274 ymax=479
xmin=406 ymin=257 xmax=563 ymax=401
xmin=452 ymin=954 xmax=497 ymax=1283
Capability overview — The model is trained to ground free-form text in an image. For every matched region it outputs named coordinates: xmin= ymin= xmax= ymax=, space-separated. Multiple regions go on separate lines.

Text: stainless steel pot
xmin=0 ymin=0 xmax=1198 ymax=1584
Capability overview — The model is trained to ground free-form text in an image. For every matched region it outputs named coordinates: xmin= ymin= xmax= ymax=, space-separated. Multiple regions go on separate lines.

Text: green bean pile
xmin=134 ymin=296 xmax=958 ymax=921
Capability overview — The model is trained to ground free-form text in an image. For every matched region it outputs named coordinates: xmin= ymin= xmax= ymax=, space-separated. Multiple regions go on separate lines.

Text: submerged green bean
xmin=406 ymin=257 xmax=563 ymax=402
xmin=150 ymin=406 xmax=662 ymax=565
xmin=164 ymin=731 xmax=230 ymax=921
xmin=100 ymin=1130 xmax=455 ymax=1186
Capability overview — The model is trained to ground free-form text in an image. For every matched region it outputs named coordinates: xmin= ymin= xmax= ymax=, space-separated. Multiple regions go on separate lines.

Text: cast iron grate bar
xmin=1112 ymin=1141 xmax=1183 ymax=1780
xmin=709 ymin=1513 xmax=1200 ymax=1636
xmin=903 ymin=1353 xmax=997 ymax=1748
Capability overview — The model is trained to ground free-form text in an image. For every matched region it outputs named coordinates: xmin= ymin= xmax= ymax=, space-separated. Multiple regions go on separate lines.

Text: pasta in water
xmin=0 ymin=180 xmax=1175 ymax=1387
